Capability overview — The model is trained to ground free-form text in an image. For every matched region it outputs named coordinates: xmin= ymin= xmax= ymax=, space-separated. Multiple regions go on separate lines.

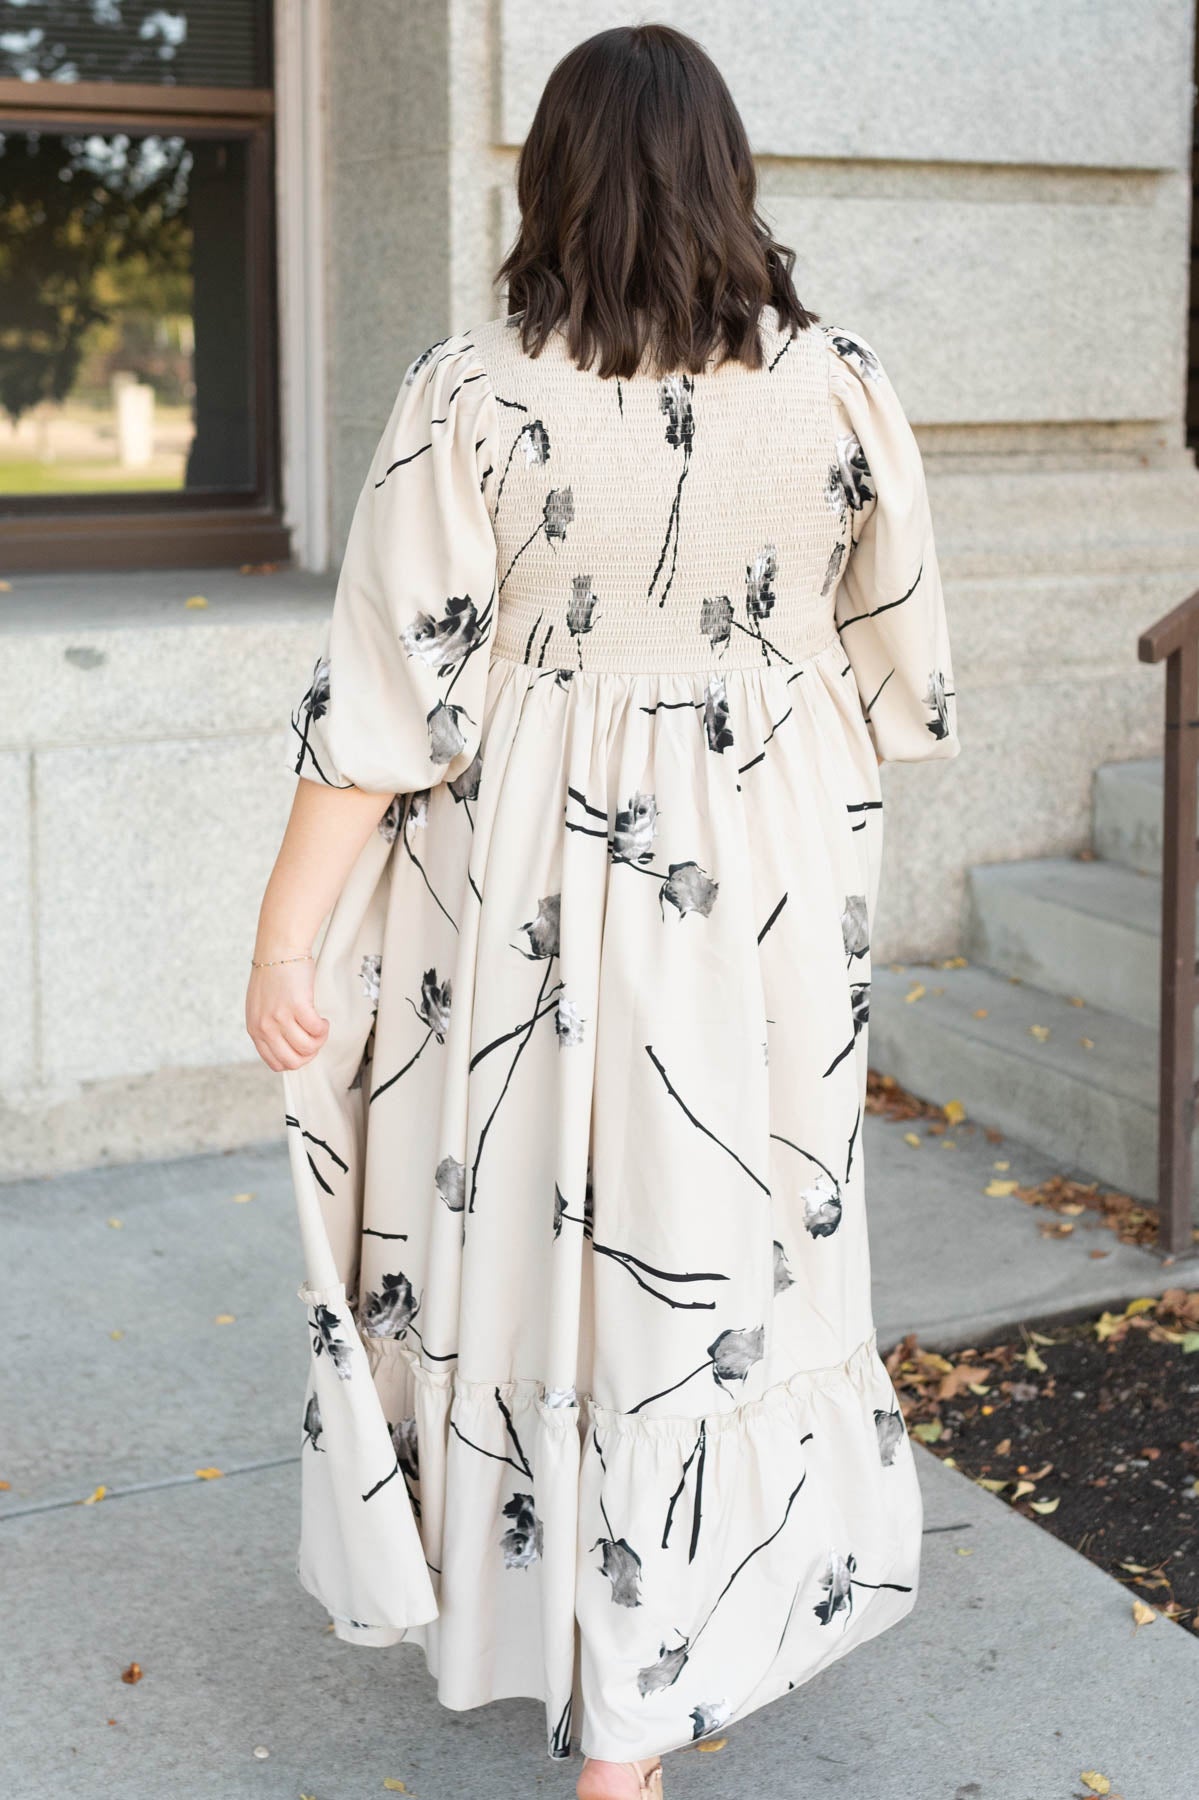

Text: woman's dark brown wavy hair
xmin=496 ymin=23 xmax=817 ymax=379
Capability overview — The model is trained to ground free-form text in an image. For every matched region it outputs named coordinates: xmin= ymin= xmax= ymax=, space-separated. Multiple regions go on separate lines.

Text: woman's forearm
xmin=254 ymin=778 xmax=397 ymax=957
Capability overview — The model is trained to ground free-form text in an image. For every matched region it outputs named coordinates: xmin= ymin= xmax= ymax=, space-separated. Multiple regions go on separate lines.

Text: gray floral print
xmin=501 ymin=1492 xmax=544 ymax=1568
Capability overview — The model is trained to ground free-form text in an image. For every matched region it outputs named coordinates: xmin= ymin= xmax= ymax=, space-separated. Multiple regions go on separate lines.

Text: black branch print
xmin=398 ymin=791 xmax=461 ymax=931
xmin=549 ymin=1695 xmax=573 ymax=1760
xmin=770 ymin=1105 xmax=861 ymax=1240
xmin=373 ymin=366 xmax=486 ymax=487
xmin=824 ymin=972 xmax=870 ymax=1077
xmin=291 ymin=657 xmax=351 ymax=786
xmin=758 ymin=892 xmax=788 ymax=944
xmin=744 ymin=543 xmax=778 ymax=662
xmin=494 ymin=416 xmax=550 ymax=512
xmin=661 ymin=1420 xmax=708 ymax=1562
xmin=451 ymin=1386 xmax=535 ymax=1480
xmin=627 ymin=1323 xmax=765 ymax=1414
xmin=469 ymin=904 xmax=561 ymax=1210
xmin=500 ymin=485 xmax=575 ymax=591
xmin=591 ymin=1239 xmax=730 ymax=1312
xmin=636 ymin=1462 xmax=811 ymax=1695
xmin=555 ymin=1145 xmax=726 ymax=1309
xmin=648 ymin=374 xmax=694 ymax=607
xmin=285 ymin=1117 xmax=349 ymax=1196
xmin=813 ymin=1548 xmax=913 ymax=1626
xmin=564 ymin=788 xmax=720 ymax=918
xmin=837 ymin=562 xmax=924 ymax=631
xmin=645 ymin=1044 xmax=769 ymax=1195
xmin=370 ymin=966 xmax=452 ymax=1104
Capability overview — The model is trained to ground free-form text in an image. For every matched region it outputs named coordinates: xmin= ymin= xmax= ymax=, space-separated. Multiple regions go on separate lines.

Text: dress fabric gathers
xmin=281 ymin=307 xmax=961 ymax=1763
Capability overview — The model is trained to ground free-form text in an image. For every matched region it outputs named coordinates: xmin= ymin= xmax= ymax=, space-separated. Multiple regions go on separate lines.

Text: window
xmin=0 ymin=2 xmax=287 ymax=571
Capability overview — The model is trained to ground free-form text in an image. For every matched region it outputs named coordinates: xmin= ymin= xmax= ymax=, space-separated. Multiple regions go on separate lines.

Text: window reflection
xmin=0 ymin=2 xmax=269 ymax=89
xmin=0 ymin=127 xmax=254 ymax=497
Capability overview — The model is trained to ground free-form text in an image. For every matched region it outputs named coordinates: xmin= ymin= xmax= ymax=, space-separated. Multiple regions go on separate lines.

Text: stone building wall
xmin=3 ymin=0 xmax=1195 ymax=1175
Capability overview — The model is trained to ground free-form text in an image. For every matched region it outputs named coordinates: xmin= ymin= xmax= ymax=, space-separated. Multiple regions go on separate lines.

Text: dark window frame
xmin=0 ymin=75 xmax=289 ymax=572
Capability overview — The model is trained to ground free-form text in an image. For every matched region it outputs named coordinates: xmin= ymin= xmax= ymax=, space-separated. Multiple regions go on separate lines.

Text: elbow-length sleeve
xmin=290 ymin=333 xmax=500 ymax=795
xmin=824 ymin=326 xmax=961 ymax=764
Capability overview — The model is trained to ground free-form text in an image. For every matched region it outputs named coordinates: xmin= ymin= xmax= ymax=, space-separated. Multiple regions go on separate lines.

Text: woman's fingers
xmin=275 ymin=1014 xmax=327 ymax=1059
xmin=253 ymin=1024 xmax=316 ymax=1071
xmin=293 ymin=999 xmax=330 ymax=1039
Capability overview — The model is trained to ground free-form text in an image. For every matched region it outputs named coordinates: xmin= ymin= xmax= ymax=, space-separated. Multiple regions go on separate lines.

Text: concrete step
xmin=965 ymin=855 xmax=1163 ymax=1030
xmin=1092 ymin=757 xmax=1167 ymax=874
xmin=869 ymin=961 xmax=1176 ymax=1205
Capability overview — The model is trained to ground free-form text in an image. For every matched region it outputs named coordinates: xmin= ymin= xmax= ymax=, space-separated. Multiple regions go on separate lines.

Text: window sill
xmin=0 ymin=565 xmax=336 ymax=751
xmin=0 ymin=507 xmax=292 ymax=576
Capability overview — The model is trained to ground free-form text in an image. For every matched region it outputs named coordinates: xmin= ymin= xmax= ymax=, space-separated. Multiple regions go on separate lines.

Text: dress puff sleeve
xmin=290 ymin=333 xmax=500 ymax=795
xmin=824 ymin=326 xmax=961 ymax=764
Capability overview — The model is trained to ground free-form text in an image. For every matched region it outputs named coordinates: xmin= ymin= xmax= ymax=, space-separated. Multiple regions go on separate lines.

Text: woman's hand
xmin=246 ymin=777 xmax=398 ymax=1072
xmin=246 ymin=951 xmax=329 ymax=1071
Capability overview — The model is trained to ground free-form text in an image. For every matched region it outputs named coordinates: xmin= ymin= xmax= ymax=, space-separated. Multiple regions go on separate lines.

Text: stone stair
xmin=870 ymin=758 xmax=1180 ymax=1205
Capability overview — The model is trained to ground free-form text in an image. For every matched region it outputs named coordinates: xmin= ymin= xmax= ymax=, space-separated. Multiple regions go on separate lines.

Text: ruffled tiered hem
xmin=293 ymin=1278 xmax=922 ymax=1761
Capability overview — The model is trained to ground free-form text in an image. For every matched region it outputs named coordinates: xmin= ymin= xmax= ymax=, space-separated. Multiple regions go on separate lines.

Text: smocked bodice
xmin=477 ymin=314 xmax=846 ymax=673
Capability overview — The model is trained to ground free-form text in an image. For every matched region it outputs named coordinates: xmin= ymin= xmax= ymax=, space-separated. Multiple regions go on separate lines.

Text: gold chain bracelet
xmin=250 ymin=952 xmax=314 ymax=969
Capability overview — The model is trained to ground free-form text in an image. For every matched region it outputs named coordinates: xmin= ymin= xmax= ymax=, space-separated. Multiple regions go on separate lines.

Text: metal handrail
xmin=1138 ymin=586 xmax=1199 ymax=1256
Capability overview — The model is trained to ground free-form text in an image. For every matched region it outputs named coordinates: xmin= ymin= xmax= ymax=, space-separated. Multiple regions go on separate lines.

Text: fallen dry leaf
xmin=1080 ymin=1775 xmax=1111 ymax=1796
xmin=943 ymin=1099 xmax=966 ymax=1125
xmin=1131 ymin=1599 xmax=1157 ymax=1628
xmin=82 ymin=1485 xmax=107 ymax=1506
xmin=697 ymin=1738 xmax=728 ymax=1752
xmin=1029 ymin=1496 xmax=1060 ymax=1515
xmin=184 ymin=594 xmax=208 ymax=609
xmin=904 ymin=983 xmax=926 ymax=1003
xmin=194 ymin=1467 xmax=224 ymax=1481
xmin=972 ymin=1006 xmax=989 ymax=1018
xmin=985 ymin=1179 xmax=1019 ymax=1197
xmin=110 ymin=1328 xmax=124 ymax=1340
xmin=231 ymin=1192 xmax=255 ymax=1204
xmin=902 ymin=1131 xmax=922 ymax=1148
xmin=120 ymin=1661 xmax=143 ymax=1684
xmin=1029 ymin=1024 xmax=1050 ymax=1041
xmin=214 ymin=1313 xmax=236 ymax=1325
xmin=107 ymin=1217 xmax=123 ymax=1230
xmin=383 ymin=1783 xmax=407 ymax=1793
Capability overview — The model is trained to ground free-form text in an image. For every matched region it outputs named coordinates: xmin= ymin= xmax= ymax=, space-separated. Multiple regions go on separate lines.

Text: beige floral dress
xmin=281 ymin=305 xmax=961 ymax=1764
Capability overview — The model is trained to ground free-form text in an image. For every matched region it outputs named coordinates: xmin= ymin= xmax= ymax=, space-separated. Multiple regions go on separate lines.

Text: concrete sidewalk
xmin=5 ymin=1111 xmax=1199 ymax=1798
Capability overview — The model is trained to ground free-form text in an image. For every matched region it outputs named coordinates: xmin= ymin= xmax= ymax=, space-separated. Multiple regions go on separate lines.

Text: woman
xmin=247 ymin=22 xmax=960 ymax=1799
